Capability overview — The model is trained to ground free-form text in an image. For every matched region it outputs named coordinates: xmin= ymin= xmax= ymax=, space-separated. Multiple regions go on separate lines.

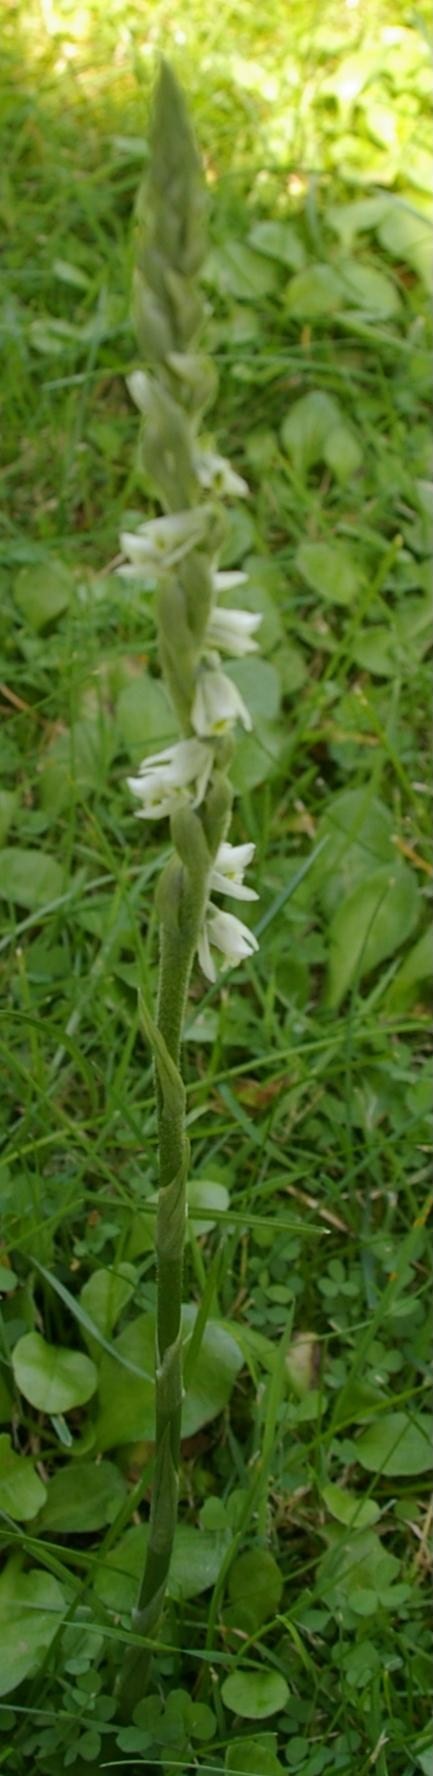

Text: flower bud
xmin=286 ymin=1334 xmax=321 ymax=1398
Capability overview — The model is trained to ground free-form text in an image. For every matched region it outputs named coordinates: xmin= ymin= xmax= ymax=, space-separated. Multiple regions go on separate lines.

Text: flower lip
xmin=119 ymin=508 xmax=211 ymax=573
xmin=198 ymin=904 xmax=259 ymax=980
xmin=127 ymin=738 xmax=214 ymax=817
xmin=210 ymin=840 xmax=258 ymax=901
xmin=192 ymin=668 xmax=252 ymax=737
xmin=207 ymin=606 xmax=262 ymax=657
xmin=195 ymin=451 xmax=249 ymax=498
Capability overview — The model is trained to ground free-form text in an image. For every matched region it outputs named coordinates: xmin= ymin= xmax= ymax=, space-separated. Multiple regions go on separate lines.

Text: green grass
xmin=0 ymin=1 xmax=432 ymax=1772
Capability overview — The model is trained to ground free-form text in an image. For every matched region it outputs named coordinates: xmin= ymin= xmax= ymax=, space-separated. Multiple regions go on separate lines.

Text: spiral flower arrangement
xmin=117 ymin=61 xmax=261 ymax=1714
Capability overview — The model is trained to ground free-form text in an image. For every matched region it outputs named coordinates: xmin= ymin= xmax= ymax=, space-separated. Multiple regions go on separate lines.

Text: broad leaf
xmin=94 ymin=1308 xmax=243 ymax=1449
xmin=0 ymin=849 xmax=64 ymax=909
xmin=356 ymin=1413 xmax=432 ymax=1477
xmin=0 ymin=1559 xmax=64 ymax=1697
xmin=322 ymin=1482 xmax=380 ymax=1529
xmin=311 ymin=787 xmax=395 ymax=917
xmin=338 ymin=257 xmax=401 ymax=317
xmin=416 ymin=1749 xmax=433 ymax=1776
xmin=187 ymin=1179 xmax=230 ymax=1237
xmin=204 ymin=242 xmax=280 ymax=300
xmin=286 ymin=263 xmax=343 ymax=318
xmin=324 ymin=424 xmax=363 ymax=482
xmin=14 ymin=559 xmax=73 ymax=629
xmin=352 ymin=624 xmax=395 ymax=677
xmin=221 ymin=1669 xmax=289 ymax=1720
xmin=116 ymin=674 xmax=176 ymax=752
xmin=281 ymin=389 xmax=342 ymax=477
xmin=40 ymin=718 xmax=114 ymax=815
xmin=296 ymin=540 xmax=362 ymax=606
xmin=13 ymin=1332 xmax=98 ymax=1414
xmin=226 ymin=1740 xmax=284 ymax=1774
xmin=226 ymin=657 xmax=281 ymax=724
xmin=327 ymin=195 xmax=392 ymax=252
xmin=80 ymin=1266 xmax=135 ymax=1356
xmin=94 ymin=1520 xmax=232 ymax=1612
xmin=378 ymin=199 xmax=433 ymax=291
xmin=0 ymin=1434 xmax=47 ymax=1521
xmin=248 ymin=219 xmax=305 ymax=270
xmin=37 ymin=1460 xmax=126 ymax=1532
xmin=228 ymin=1549 xmax=283 ymax=1630
xmin=385 ymin=926 xmax=432 ymax=1007
xmin=325 ymin=862 xmax=420 ymax=1006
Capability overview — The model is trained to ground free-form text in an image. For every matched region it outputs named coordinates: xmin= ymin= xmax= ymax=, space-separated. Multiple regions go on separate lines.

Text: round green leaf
xmin=94 ymin=1308 xmax=243 ymax=1450
xmin=0 ymin=849 xmax=64 ymax=910
xmin=327 ymin=195 xmax=391 ymax=252
xmin=416 ymin=1748 xmax=433 ymax=1776
xmin=228 ymin=1550 xmax=283 ymax=1630
xmin=386 ymin=926 xmax=432 ymax=1007
xmin=226 ymin=1739 xmax=284 ymax=1774
xmin=222 ymin=1669 xmax=289 ymax=1720
xmin=0 ymin=1264 xmax=17 ymax=1294
xmin=286 ymin=263 xmax=343 ymax=319
xmin=205 ymin=242 xmax=279 ymax=301
xmin=281 ymin=389 xmax=341 ymax=477
xmin=14 ymin=559 xmax=73 ymax=630
xmin=325 ymin=862 xmax=420 ymax=1007
xmin=338 ymin=257 xmax=401 ymax=318
xmin=37 ymin=1460 xmax=126 ymax=1533
xmin=312 ymin=787 xmax=395 ymax=918
xmin=322 ymin=1483 xmax=379 ymax=1530
xmin=40 ymin=718 xmax=113 ymax=815
xmin=226 ymin=657 xmax=281 ymax=724
xmin=248 ymin=220 xmax=306 ymax=271
xmin=94 ymin=1520 xmax=231 ymax=1612
xmin=229 ymin=724 xmax=285 ymax=795
xmin=12 ymin=1332 xmax=98 ymax=1415
xmin=187 ymin=1179 xmax=230 ymax=1237
xmin=296 ymin=540 xmax=362 ymax=606
xmin=0 ymin=1434 xmax=47 ymax=1521
xmin=0 ymin=1558 xmax=64 ymax=1696
xmin=378 ymin=201 xmax=433 ymax=292
xmin=352 ymin=625 xmax=395 ymax=677
xmin=79 ymin=1266 xmax=135 ymax=1353
xmin=356 ymin=1414 xmax=432 ymax=1477
xmin=116 ymin=674 xmax=176 ymax=753
xmin=324 ymin=424 xmax=363 ymax=483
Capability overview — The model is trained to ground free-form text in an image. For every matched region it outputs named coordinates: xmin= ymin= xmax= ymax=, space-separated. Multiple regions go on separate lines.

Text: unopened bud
xmin=286 ymin=1333 xmax=321 ymax=1397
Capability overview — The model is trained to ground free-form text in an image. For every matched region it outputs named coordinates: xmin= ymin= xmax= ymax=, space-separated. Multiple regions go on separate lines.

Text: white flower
xmin=195 ymin=451 xmax=249 ymax=498
xmin=127 ymin=739 xmax=213 ymax=819
xmin=212 ymin=571 xmax=248 ymax=594
xmin=198 ymin=905 xmax=259 ymax=982
xmin=210 ymin=841 xmax=258 ymax=902
xmin=207 ymin=606 xmax=262 ymax=656
xmin=119 ymin=509 xmax=210 ymax=577
xmin=192 ymin=668 xmax=252 ymax=736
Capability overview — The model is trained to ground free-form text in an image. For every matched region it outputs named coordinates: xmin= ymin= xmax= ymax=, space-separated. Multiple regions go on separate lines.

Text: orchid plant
xmin=117 ymin=61 xmax=261 ymax=1714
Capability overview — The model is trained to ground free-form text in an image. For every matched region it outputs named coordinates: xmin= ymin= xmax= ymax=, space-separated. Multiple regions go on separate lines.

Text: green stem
xmin=117 ymin=834 xmax=210 ymax=1719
